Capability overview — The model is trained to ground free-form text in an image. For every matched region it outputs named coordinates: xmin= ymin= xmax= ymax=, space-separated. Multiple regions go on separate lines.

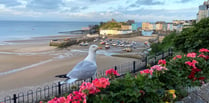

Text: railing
xmin=0 ymin=48 xmax=173 ymax=103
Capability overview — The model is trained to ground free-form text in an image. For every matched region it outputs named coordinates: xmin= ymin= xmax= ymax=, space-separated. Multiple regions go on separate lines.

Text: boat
xmin=105 ymin=45 xmax=110 ymax=49
xmin=79 ymin=42 xmax=88 ymax=46
xmin=100 ymin=41 xmax=106 ymax=45
xmin=122 ymin=48 xmax=132 ymax=52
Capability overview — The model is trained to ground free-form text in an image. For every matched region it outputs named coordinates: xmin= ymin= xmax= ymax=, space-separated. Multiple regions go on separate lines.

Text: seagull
xmin=56 ymin=45 xmax=99 ymax=84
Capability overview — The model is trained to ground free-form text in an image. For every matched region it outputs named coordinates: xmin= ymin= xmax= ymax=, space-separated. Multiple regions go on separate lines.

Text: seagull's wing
xmin=67 ymin=60 xmax=97 ymax=80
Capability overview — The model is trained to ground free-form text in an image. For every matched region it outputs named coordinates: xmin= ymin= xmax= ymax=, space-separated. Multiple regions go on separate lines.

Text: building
xmin=167 ymin=23 xmax=173 ymax=31
xmin=100 ymin=30 xmax=119 ymax=35
xmin=100 ymin=19 xmax=134 ymax=35
xmin=197 ymin=0 xmax=209 ymax=22
xmin=155 ymin=21 xmax=166 ymax=31
xmin=131 ymin=24 xmax=138 ymax=31
xmin=173 ymin=20 xmax=185 ymax=25
xmin=142 ymin=22 xmax=152 ymax=30
xmin=151 ymin=23 xmax=156 ymax=30
xmin=121 ymin=25 xmax=132 ymax=30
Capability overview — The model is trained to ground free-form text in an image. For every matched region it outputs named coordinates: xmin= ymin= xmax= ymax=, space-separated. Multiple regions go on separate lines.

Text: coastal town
xmin=0 ymin=0 xmax=209 ymax=103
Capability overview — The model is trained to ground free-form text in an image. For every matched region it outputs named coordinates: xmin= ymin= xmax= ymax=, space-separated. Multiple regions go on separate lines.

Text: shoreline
xmin=0 ymin=34 xmax=157 ymax=100
xmin=3 ymin=34 xmax=85 ymax=43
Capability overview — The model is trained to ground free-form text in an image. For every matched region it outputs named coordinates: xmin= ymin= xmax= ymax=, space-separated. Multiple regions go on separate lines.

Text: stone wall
xmin=49 ymin=37 xmax=97 ymax=47
xmin=107 ymin=31 xmax=141 ymax=38
xmin=178 ymin=83 xmax=209 ymax=103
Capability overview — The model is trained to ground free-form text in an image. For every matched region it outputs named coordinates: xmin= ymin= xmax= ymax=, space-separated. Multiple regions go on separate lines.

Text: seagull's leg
xmin=93 ymin=72 xmax=97 ymax=79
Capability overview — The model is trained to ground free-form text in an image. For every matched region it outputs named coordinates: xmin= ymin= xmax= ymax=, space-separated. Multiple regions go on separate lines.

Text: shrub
xmin=174 ymin=18 xmax=209 ymax=53
xmin=42 ymin=48 xmax=209 ymax=103
xmin=150 ymin=32 xmax=177 ymax=54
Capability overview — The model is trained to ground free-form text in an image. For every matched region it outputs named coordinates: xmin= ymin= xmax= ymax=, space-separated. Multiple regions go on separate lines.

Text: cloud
xmin=135 ymin=0 xmax=164 ymax=5
xmin=127 ymin=0 xmax=164 ymax=9
xmin=177 ymin=0 xmax=194 ymax=3
xmin=61 ymin=6 xmax=88 ymax=12
xmin=0 ymin=0 xmax=22 ymax=7
xmin=26 ymin=0 xmax=64 ymax=11
xmin=0 ymin=0 xmax=201 ymax=21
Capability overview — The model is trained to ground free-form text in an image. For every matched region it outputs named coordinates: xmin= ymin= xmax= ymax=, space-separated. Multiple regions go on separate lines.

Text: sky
xmin=0 ymin=0 xmax=204 ymax=22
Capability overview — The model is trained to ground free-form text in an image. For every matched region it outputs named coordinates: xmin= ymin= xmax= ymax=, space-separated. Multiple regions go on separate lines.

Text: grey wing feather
xmin=67 ymin=60 xmax=97 ymax=80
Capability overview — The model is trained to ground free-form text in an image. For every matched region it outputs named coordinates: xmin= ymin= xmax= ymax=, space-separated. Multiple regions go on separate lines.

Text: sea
xmin=0 ymin=21 xmax=99 ymax=45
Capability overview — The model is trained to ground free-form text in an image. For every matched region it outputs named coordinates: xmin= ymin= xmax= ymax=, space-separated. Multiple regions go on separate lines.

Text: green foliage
xmin=150 ymin=32 xmax=177 ymax=54
xmin=87 ymin=50 xmax=209 ymax=102
xmin=174 ymin=18 xmax=209 ymax=53
xmin=88 ymin=73 xmax=165 ymax=103
xmin=159 ymin=52 xmax=209 ymax=100
xmin=100 ymin=22 xmax=122 ymax=30
xmin=151 ymin=17 xmax=209 ymax=54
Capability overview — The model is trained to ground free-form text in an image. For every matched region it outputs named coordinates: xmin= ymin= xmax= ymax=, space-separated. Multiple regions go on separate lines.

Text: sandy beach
xmin=0 ymin=34 xmax=157 ymax=99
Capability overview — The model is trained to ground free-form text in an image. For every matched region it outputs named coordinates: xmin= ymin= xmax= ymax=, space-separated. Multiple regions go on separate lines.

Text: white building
xmin=197 ymin=0 xmax=209 ymax=22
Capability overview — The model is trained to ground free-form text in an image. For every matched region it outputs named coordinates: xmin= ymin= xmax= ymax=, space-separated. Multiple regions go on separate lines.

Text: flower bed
xmin=41 ymin=48 xmax=209 ymax=103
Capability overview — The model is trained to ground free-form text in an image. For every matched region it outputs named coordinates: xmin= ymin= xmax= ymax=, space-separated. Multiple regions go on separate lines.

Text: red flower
xmin=105 ymin=68 xmax=120 ymax=77
xmin=199 ymin=48 xmax=209 ymax=53
xmin=193 ymin=77 xmax=197 ymax=81
xmin=207 ymin=55 xmax=209 ymax=60
xmin=92 ymin=78 xmax=110 ymax=89
xmin=188 ymin=72 xmax=195 ymax=79
xmin=192 ymin=68 xmax=201 ymax=72
xmin=139 ymin=90 xmax=145 ymax=95
xmin=158 ymin=59 xmax=166 ymax=65
xmin=198 ymin=77 xmax=205 ymax=80
xmin=187 ymin=52 xmax=196 ymax=58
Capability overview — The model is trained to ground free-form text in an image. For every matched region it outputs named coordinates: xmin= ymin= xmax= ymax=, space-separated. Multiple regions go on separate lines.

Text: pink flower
xmin=150 ymin=65 xmax=168 ymax=71
xmin=79 ymin=82 xmax=100 ymax=95
xmin=143 ymin=69 xmax=150 ymax=74
xmin=185 ymin=60 xmax=198 ymax=68
xmin=198 ymin=53 xmax=209 ymax=60
xmin=198 ymin=53 xmax=207 ymax=58
xmin=140 ymin=69 xmax=153 ymax=75
xmin=187 ymin=52 xmax=196 ymax=58
xmin=92 ymin=78 xmax=110 ymax=89
xmin=48 ymin=97 xmax=70 ymax=103
xmin=140 ymin=71 xmax=144 ymax=74
xmin=67 ymin=91 xmax=86 ymax=103
xmin=176 ymin=55 xmax=182 ymax=59
xmin=105 ymin=68 xmax=120 ymax=77
xmin=173 ymin=55 xmax=182 ymax=60
xmin=149 ymin=69 xmax=153 ymax=75
xmin=158 ymin=59 xmax=166 ymax=65
xmin=199 ymin=48 xmax=209 ymax=52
